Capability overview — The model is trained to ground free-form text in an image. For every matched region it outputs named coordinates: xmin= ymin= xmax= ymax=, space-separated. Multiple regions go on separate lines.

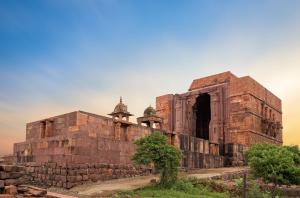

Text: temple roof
xmin=189 ymin=71 xmax=238 ymax=91
xmin=143 ymin=105 xmax=156 ymax=117
xmin=108 ymin=97 xmax=133 ymax=116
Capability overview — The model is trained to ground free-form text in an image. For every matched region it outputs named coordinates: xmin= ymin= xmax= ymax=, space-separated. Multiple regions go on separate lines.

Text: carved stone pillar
xmin=209 ymin=92 xmax=219 ymax=144
xmin=114 ymin=122 xmax=121 ymax=141
xmin=125 ymin=127 xmax=131 ymax=141
xmin=150 ymin=121 xmax=154 ymax=128
xmin=45 ymin=120 xmax=53 ymax=137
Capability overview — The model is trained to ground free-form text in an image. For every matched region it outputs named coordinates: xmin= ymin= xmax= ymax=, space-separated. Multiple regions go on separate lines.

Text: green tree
xmin=132 ymin=132 xmax=182 ymax=187
xmin=245 ymin=144 xmax=300 ymax=197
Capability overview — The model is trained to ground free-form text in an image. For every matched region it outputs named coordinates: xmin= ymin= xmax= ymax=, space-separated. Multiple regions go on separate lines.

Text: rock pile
xmin=0 ymin=165 xmax=47 ymax=197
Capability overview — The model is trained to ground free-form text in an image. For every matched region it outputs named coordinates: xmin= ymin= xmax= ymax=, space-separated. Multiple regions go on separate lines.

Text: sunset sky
xmin=1 ymin=0 xmax=300 ymax=155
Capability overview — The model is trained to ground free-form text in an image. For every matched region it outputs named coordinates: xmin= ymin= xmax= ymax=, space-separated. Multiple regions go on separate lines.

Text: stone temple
xmin=13 ymin=72 xmax=282 ymax=179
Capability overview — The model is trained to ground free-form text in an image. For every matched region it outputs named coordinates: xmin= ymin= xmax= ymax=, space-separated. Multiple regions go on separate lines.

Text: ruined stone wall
xmin=24 ymin=162 xmax=151 ymax=189
xmin=14 ymin=111 xmax=152 ymax=166
xmin=0 ymin=165 xmax=26 ymax=190
xmin=26 ymin=112 xmax=78 ymax=140
xmin=156 ymin=94 xmax=175 ymax=133
xmin=179 ymin=134 xmax=225 ymax=169
xmin=156 ymin=72 xmax=282 ymax=168
xmin=189 ymin=71 xmax=237 ymax=91
xmin=228 ymin=76 xmax=282 ymax=145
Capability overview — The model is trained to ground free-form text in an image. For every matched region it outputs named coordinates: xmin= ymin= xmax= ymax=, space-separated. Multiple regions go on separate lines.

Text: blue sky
xmin=1 ymin=0 xmax=300 ymax=155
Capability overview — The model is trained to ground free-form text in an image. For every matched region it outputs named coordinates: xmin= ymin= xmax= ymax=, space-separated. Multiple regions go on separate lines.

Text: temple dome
xmin=144 ymin=105 xmax=156 ymax=117
xmin=112 ymin=97 xmax=129 ymax=114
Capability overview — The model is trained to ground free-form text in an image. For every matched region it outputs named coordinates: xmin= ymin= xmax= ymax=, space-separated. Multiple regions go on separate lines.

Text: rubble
xmin=0 ymin=165 xmax=48 ymax=197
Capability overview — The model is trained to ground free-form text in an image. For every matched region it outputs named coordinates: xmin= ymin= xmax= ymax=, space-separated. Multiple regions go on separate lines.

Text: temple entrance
xmin=194 ymin=93 xmax=211 ymax=140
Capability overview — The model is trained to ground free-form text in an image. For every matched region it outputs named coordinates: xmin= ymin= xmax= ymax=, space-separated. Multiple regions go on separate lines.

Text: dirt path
xmin=48 ymin=166 xmax=248 ymax=197
xmin=72 ymin=175 xmax=159 ymax=197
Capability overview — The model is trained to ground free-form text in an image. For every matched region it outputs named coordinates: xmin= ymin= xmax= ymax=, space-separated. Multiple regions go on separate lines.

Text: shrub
xmin=172 ymin=179 xmax=195 ymax=193
xmin=245 ymin=144 xmax=300 ymax=197
xmin=132 ymin=132 xmax=182 ymax=188
xmin=284 ymin=145 xmax=300 ymax=165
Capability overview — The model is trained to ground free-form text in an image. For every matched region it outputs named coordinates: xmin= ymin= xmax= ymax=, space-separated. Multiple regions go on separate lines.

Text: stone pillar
xmin=125 ymin=127 xmax=131 ymax=141
xmin=45 ymin=120 xmax=53 ymax=137
xmin=118 ymin=114 xmax=123 ymax=120
xmin=209 ymin=92 xmax=219 ymax=144
xmin=40 ymin=121 xmax=46 ymax=138
xmin=166 ymin=134 xmax=172 ymax=145
xmin=173 ymin=134 xmax=180 ymax=148
xmin=114 ymin=122 xmax=121 ymax=141
xmin=150 ymin=121 xmax=154 ymax=128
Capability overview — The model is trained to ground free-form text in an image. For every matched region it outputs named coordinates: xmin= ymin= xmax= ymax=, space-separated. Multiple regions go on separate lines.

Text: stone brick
xmin=0 ymin=172 xmax=10 ymax=179
xmin=4 ymin=179 xmax=17 ymax=186
xmin=0 ymin=179 xmax=4 ymax=188
xmin=4 ymin=185 xmax=17 ymax=195
xmin=9 ymin=172 xmax=23 ymax=179
xmin=1 ymin=165 xmax=16 ymax=172
xmin=0 ymin=195 xmax=14 ymax=198
xmin=66 ymin=176 xmax=76 ymax=183
xmin=82 ymin=175 xmax=88 ymax=181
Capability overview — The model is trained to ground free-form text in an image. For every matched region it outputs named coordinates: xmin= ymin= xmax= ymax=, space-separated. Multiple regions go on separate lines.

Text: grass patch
xmin=114 ymin=178 xmax=232 ymax=198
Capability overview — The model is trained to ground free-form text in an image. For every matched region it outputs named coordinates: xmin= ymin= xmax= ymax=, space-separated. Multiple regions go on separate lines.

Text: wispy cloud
xmin=1 ymin=1 xmax=300 ymax=155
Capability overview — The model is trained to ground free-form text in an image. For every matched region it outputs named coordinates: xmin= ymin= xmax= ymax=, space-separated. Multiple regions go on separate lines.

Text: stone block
xmin=0 ymin=194 xmax=14 ymax=198
xmin=4 ymin=179 xmax=17 ymax=186
xmin=4 ymin=185 xmax=17 ymax=195
xmin=67 ymin=176 xmax=76 ymax=183
xmin=26 ymin=166 xmax=35 ymax=173
xmin=27 ymin=186 xmax=47 ymax=197
xmin=1 ymin=165 xmax=16 ymax=172
xmin=55 ymin=168 xmax=61 ymax=175
xmin=0 ymin=172 xmax=10 ymax=179
xmin=0 ymin=180 xmax=4 ymax=188
xmin=10 ymin=172 xmax=23 ymax=179
xmin=60 ymin=169 xmax=67 ymax=175
xmin=16 ymin=166 xmax=25 ymax=172
xmin=76 ymin=175 xmax=82 ymax=182
xmin=82 ymin=175 xmax=88 ymax=181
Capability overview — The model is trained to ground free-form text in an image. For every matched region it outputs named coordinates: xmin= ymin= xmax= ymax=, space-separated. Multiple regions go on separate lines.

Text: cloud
xmin=1 ymin=1 xmax=300 ymax=155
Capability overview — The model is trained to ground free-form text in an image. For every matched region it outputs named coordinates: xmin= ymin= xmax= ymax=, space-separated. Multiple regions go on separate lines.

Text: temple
xmin=156 ymin=71 xmax=282 ymax=167
xmin=14 ymin=71 xmax=283 ymax=170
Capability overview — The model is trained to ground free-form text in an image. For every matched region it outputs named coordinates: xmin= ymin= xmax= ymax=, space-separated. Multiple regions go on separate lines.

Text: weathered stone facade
xmin=13 ymin=72 xmax=283 ymax=177
xmin=14 ymin=110 xmax=152 ymax=166
xmin=156 ymin=71 xmax=282 ymax=168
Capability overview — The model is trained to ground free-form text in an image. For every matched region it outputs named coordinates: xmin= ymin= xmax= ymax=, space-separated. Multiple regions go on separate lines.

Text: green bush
xmin=115 ymin=178 xmax=232 ymax=198
xmin=245 ymin=144 xmax=300 ymax=185
xmin=284 ymin=145 xmax=300 ymax=165
xmin=132 ymin=132 xmax=182 ymax=187
xmin=245 ymin=144 xmax=300 ymax=197
xmin=172 ymin=179 xmax=195 ymax=193
xmin=234 ymin=178 xmax=272 ymax=198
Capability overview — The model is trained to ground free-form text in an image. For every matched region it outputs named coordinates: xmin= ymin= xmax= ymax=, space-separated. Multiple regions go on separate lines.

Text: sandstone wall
xmin=14 ymin=111 xmax=152 ymax=166
xmin=0 ymin=165 xmax=26 ymax=191
xmin=179 ymin=134 xmax=226 ymax=168
xmin=228 ymin=76 xmax=283 ymax=145
xmin=189 ymin=71 xmax=237 ymax=91
xmin=24 ymin=162 xmax=151 ymax=189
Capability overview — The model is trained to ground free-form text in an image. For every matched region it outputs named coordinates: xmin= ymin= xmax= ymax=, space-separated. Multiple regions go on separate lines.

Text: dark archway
xmin=194 ymin=93 xmax=211 ymax=140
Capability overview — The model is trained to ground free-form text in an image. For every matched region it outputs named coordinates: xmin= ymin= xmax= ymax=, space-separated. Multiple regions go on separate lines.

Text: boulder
xmin=4 ymin=185 xmax=17 ymax=195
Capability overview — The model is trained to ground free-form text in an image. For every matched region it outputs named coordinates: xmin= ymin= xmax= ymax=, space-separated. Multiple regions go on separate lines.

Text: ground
xmin=47 ymin=167 xmax=247 ymax=198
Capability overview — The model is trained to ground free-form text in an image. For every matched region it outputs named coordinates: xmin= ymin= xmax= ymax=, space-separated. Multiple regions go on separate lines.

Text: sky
xmin=0 ymin=0 xmax=300 ymax=155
